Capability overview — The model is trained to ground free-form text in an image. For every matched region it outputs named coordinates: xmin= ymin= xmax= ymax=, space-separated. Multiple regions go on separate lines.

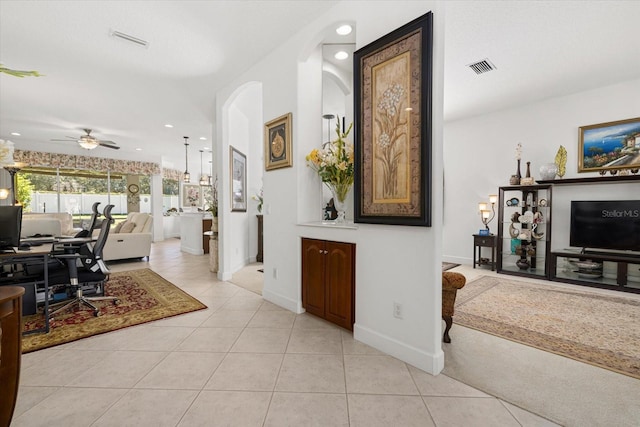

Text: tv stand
xmin=550 ymin=250 xmax=640 ymax=293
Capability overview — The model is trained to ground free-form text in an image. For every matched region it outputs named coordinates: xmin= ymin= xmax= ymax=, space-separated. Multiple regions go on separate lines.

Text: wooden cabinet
xmin=301 ymin=238 xmax=355 ymax=330
xmin=202 ymin=218 xmax=212 ymax=254
xmin=257 ymin=215 xmax=263 ymax=262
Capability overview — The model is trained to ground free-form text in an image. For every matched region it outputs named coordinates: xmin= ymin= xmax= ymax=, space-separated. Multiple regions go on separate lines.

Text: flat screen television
xmin=0 ymin=205 xmax=23 ymax=250
xmin=570 ymin=200 xmax=640 ymax=251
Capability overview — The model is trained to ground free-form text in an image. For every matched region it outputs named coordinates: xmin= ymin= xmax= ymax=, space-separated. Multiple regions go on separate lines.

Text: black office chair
xmin=47 ymin=204 xmax=118 ymax=318
xmin=74 ymin=202 xmax=101 ymax=238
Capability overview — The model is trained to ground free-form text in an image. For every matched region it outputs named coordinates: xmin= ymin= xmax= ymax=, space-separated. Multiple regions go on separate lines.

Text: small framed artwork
xmin=264 ymin=113 xmax=293 ymax=171
xmin=230 ymin=146 xmax=247 ymax=212
xmin=354 ymin=12 xmax=433 ymax=226
xmin=182 ymin=184 xmax=201 ymax=208
xmin=578 ymin=117 xmax=640 ymax=173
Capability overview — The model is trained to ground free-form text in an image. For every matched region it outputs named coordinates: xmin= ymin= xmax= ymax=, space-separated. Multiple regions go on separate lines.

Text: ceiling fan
xmin=51 ymin=129 xmax=120 ymax=150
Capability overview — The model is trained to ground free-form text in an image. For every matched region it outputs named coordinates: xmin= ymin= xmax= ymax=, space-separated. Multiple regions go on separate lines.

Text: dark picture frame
xmin=264 ymin=113 xmax=293 ymax=171
xmin=354 ymin=12 xmax=433 ymax=227
xmin=230 ymin=146 xmax=247 ymax=212
xmin=578 ymin=117 xmax=640 ymax=173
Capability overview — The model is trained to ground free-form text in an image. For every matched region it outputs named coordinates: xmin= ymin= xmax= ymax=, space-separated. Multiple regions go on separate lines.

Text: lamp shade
xmin=0 ymin=188 xmax=9 ymax=199
xmin=489 ymin=194 xmax=498 ymax=204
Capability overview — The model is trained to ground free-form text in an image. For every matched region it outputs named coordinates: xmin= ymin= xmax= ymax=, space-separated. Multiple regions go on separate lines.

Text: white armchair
xmin=100 ymin=212 xmax=153 ymax=261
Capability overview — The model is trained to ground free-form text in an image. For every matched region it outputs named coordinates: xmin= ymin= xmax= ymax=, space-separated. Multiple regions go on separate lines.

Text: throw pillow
xmin=120 ymin=221 xmax=136 ymax=233
xmin=113 ymin=221 xmax=125 ymax=234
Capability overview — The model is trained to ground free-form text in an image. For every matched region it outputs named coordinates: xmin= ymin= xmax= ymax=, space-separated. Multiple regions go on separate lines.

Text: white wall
xmin=215 ymin=1 xmax=446 ymax=374
xmin=443 ymin=77 xmax=640 ymax=264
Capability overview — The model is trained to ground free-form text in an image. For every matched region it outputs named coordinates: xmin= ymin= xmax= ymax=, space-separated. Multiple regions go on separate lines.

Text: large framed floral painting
xmin=182 ymin=184 xmax=201 ymax=208
xmin=578 ymin=117 xmax=640 ymax=173
xmin=354 ymin=12 xmax=433 ymax=226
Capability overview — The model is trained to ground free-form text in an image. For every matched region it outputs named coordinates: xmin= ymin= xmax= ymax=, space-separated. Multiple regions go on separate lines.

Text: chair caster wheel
xmin=113 ymin=299 xmax=119 ymax=305
xmin=94 ymin=311 xmax=100 ymax=317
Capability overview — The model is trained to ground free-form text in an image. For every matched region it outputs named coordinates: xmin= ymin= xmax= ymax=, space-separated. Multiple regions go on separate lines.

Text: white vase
xmin=539 ymin=163 xmax=558 ymax=180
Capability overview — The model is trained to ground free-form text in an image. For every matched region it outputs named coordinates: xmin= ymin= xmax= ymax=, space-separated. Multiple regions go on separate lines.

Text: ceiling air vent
xmin=110 ymin=30 xmax=149 ymax=48
xmin=467 ymin=58 xmax=496 ymax=75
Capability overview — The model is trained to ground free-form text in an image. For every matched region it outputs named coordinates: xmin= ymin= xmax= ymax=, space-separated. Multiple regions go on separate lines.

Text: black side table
xmin=473 ymin=234 xmax=497 ymax=270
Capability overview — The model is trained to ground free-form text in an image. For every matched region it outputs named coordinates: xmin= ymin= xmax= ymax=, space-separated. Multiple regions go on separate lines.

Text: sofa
xmin=100 ymin=212 xmax=153 ymax=261
xmin=21 ymin=212 xmax=81 ymax=238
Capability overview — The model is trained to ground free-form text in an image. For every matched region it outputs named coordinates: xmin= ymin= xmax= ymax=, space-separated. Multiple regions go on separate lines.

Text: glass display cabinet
xmin=497 ymin=184 xmax=552 ymax=279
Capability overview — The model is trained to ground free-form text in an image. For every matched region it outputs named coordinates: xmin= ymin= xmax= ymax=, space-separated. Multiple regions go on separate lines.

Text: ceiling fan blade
xmin=97 ymin=140 xmax=116 ymax=145
xmin=51 ymin=138 xmax=76 ymax=142
xmin=98 ymin=142 xmax=120 ymax=149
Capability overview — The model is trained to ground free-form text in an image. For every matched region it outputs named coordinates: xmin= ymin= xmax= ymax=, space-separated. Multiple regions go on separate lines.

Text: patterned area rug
xmin=454 ymin=276 xmax=640 ymax=380
xmin=22 ymin=269 xmax=207 ymax=353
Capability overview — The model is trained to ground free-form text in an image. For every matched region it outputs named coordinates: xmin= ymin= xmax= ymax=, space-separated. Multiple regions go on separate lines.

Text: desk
xmin=0 ymin=286 xmax=25 ymax=427
xmin=0 ymin=244 xmax=53 ymax=334
xmin=473 ymin=234 xmax=497 ymax=270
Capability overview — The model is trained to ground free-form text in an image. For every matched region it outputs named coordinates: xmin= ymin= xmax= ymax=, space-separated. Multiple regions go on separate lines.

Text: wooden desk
xmin=0 ymin=286 xmax=25 ymax=427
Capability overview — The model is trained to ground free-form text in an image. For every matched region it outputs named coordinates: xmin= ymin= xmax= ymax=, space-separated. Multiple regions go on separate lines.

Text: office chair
xmin=74 ymin=201 xmax=101 ymax=238
xmin=47 ymin=204 xmax=119 ymax=318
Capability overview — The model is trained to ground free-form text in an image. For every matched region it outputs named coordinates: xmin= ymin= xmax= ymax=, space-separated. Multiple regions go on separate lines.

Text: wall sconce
xmin=182 ymin=136 xmax=190 ymax=183
xmin=478 ymin=194 xmax=498 ymax=234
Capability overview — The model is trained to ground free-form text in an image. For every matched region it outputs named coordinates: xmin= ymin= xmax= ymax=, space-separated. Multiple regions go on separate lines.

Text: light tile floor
xmin=12 ymin=239 xmax=559 ymax=427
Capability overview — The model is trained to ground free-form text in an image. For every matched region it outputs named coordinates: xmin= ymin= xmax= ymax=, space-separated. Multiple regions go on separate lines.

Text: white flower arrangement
xmin=515 ymin=143 xmax=522 ymax=160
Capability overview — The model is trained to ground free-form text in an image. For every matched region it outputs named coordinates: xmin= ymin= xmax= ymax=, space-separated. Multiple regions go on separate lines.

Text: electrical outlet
xmin=393 ymin=302 xmax=403 ymax=319
xmin=273 ymin=268 xmax=278 ymax=279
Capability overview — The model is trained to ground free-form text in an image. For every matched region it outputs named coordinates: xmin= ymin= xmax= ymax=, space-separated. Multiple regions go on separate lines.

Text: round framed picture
xmin=128 ymin=183 xmax=139 ymax=194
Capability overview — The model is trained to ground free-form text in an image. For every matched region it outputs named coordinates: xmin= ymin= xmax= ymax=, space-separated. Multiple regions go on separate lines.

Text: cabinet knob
xmin=319 ymin=250 xmax=323 ymax=254
xmin=324 ymin=250 xmax=328 ymax=254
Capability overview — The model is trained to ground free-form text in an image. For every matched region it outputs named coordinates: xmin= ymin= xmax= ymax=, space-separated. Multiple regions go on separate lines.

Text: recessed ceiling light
xmin=11 ymin=132 xmax=20 ymax=136
xmin=336 ymin=24 xmax=352 ymax=35
xmin=199 ymin=137 xmax=207 ymax=140
xmin=164 ymin=124 xmax=173 ymax=128
xmin=136 ymin=148 xmax=142 ymax=151
xmin=203 ymin=146 xmax=210 ymax=150
xmin=334 ymin=51 xmax=349 ymax=60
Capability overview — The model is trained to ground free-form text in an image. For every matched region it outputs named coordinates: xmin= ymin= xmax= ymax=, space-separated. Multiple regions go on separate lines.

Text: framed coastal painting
xmin=264 ymin=113 xmax=293 ymax=171
xmin=182 ymin=184 xmax=201 ymax=208
xmin=354 ymin=12 xmax=433 ymax=226
xmin=230 ymin=146 xmax=247 ymax=212
xmin=578 ymin=117 xmax=640 ymax=173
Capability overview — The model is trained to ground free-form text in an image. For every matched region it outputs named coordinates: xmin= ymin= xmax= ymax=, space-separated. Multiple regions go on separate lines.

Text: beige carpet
xmin=229 ymin=263 xmax=263 ymax=295
xmin=454 ymin=275 xmax=640 ymax=380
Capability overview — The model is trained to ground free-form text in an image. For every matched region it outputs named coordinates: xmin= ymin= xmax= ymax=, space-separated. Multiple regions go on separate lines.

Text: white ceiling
xmin=1 ymin=1 xmax=639 ymax=169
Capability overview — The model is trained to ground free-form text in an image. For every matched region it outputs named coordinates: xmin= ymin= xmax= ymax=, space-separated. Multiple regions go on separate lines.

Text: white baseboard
xmin=181 ymin=246 xmax=204 ymax=256
xmin=218 ymin=271 xmax=232 ymax=281
xmin=262 ymin=288 xmax=304 ymax=314
xmin=443 ymin=255 xmax=471 ymax=265
xmin=354 ymin=323 xmax=444 ymax=375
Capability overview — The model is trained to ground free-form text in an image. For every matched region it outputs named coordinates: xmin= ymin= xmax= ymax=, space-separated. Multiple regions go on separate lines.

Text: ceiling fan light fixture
xmin=78 ymin=138 xmax=99 ymax=150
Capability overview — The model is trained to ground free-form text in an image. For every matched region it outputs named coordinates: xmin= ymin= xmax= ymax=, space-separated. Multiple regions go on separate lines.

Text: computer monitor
xmin=0 ymin=205 xmax=22 ymax=250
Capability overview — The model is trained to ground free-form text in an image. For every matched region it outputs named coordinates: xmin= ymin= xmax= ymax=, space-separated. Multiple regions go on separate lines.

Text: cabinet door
xmin=324 ymin=241 xmax=355 ymax=330
xmin=301 ymin=238 xmax=325 ymax=318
